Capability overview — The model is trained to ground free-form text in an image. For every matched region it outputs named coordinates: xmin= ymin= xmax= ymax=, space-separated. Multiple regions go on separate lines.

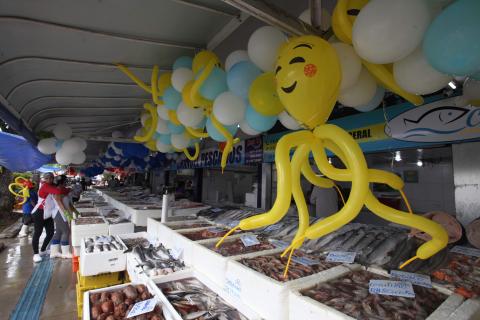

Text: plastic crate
xmin=76 ymin=271 xmax=122 ymax=288
xmin=72 ymin=255 xmax=79 ymax=273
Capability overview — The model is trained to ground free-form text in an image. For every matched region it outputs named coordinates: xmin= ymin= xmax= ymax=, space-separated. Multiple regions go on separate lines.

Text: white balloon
xmin=339 ymin=68 xmax=377 ymax=107
xmin=156 ymin=140 xmax=173 ymax=153
xmin=55 ymin=148 xmax=73 ymax=165
xmin=213 ymin=92 xmax=247 ymax=126
xmin=112 ymin=131 xmax=123 ymax=138
xmin=394 ymin=47 xmax=451 ymax=95
xmin=239 ymin=120 xmax=261 ymax=136
xmin=332 ymin=43 xmax=362 ymax=91
xmin=140 ymin=113 xmax=150 ymax=126
xmin=463 ymin=78 xmax=480 ymax=102
xmin=71 ymin=152 xmax=86 ymax=165
xmin=37 ymin=138 xmax=57 ymax=155
xmin=248 ymin=26 xmax=287 ymax=71
xmin=171 ymin=133 xmax=191 ymax=150
xmin=171 ymin=68 xmax=193 ymax=92
xmin=225 ymin=50 xmax=250 ymax=72
xmin=298 ymin=8 xmax=331 ymax=31
xmin=278 ymin=111 xmax=301 ymax=130
xmin=61 ymin=138 xmax=81 ymax=153
xmin=53 ymin=122 xmax=72 ymax=140
xmin=156 ymin=105 xmax=170 ymax=121
xmin=156 ymin=118 xmax=170 ymax=134
xmin=352 ymin=0 xmax=431 ymax=64
xmin=177 ymin=102 xmax=204 ymax=127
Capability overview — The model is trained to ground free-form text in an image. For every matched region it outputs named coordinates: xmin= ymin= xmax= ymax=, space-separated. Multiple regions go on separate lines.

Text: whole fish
xmin=341 ymin=228 xmax=366 ymax=251
xmin=367 ymin=233 xmax=406 ymax=265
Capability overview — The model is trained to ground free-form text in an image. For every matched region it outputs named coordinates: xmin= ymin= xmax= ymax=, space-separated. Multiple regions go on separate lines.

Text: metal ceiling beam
xmin=0 ymin=16 xmax=201 ymax=49
xmin=170 ymin=0 xmax=238 ymax=17
xmin=220 ymin=0 xmax=319 ymax=36
xmin=207 ymin=11 xmax=250 ymax=50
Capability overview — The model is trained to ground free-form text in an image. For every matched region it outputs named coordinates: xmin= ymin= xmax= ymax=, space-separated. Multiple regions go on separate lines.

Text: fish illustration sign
xmin=387 ymin=97 xmax=480 ymax=143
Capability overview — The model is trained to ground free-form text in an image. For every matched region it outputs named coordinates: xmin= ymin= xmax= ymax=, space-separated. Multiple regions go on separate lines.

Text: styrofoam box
xmin=82 ymin=282 xmax=164 ymax=320
xmin=127 ymin=207 xmax=163 ymax=227
xmin=225 ymin=249 xmax=349 ymax=320
xmin=146 ymin=269 xmax=262 ymax=320
xmin=170 ymin=204 xmax=210 ymax=217
xmin=288 ymin=265 xmax=467 ymax=320
xmin=108 ymin=222 xmax=135 ymax=236
xmin=79 ymin=235 xmax=127 ymax=276
xmin=71 ymin=217 xmax=109 ymax=247
xmin=118 ymin=231 xmax=159 ymax=249
xmin=191 ymin=235 xmax=277 ymax=287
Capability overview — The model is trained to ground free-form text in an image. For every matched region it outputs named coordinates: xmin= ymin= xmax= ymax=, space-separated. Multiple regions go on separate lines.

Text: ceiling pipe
xmin=220 ymin=0 xmax=320 ymax=36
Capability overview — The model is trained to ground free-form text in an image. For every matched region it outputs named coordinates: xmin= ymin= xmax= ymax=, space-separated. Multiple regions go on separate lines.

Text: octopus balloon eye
xmin=275 ymin=65 xmax=282 ymax=74
xmin=289 ymin=57 xmax=306 ymax=64
xmin=347 ymin=9 xmax=360 ymax=16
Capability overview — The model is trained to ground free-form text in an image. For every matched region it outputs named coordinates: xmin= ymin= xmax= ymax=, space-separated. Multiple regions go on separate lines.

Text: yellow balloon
xmin=181 ymin=80 xmax=196 ymax=108
xmin=275 ymin=35 xmax=341 ymax=129
xmin=134 ymin=103 xmax=158 ymax=143
xmin=168 ymin=110 xmax=181 ymax=126
xmin=192 ymin=50 xmax=220 ymax=75
xmin=249 ymin=72 xmax=284 ymax=116
xmin=158 ymin=72 xmax=172 ymax=96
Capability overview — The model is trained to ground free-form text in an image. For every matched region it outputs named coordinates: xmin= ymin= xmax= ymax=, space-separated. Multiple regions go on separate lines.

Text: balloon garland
xmin=215 ymin=35 xmax=449 ymax=275
xmin=8 ymin=177 xmax=35 ymax=205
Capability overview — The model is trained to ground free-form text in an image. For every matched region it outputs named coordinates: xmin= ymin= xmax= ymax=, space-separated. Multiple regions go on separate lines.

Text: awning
xmin=0 ymin=131 xmax=51 ymax=171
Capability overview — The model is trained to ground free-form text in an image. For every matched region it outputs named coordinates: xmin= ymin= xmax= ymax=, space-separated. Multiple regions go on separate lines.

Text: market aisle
xmin=0 ymin=236 xmax=77 ymax=320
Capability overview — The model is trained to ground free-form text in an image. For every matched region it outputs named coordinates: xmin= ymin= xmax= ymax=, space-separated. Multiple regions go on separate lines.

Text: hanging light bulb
xmin=394 ymin=151 xmax=402 ymax=162
xmin=417 ymin=160 xmax=423 ymax=167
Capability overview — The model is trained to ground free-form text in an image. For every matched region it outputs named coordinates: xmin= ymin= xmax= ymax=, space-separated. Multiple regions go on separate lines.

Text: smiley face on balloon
xmin=274 ymin=36 xmax=341 ymax=129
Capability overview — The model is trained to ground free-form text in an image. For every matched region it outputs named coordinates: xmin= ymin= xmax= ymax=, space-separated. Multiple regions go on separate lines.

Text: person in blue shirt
xmin=18 ymin=185 xmax=37 ymax=238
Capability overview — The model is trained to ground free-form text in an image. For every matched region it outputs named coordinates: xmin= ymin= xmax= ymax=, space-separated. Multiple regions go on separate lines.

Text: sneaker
xmin=33 ymin=254 xmax=42 ymax=263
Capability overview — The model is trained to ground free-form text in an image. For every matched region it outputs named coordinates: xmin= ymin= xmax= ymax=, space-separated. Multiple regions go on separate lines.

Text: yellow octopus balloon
xmin=216 ymin=35 xmax=448 ymax=274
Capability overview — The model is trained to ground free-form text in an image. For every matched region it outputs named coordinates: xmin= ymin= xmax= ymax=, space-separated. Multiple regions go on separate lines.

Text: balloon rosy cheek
xmin=304 ymin=64 xmax=317 ymax=77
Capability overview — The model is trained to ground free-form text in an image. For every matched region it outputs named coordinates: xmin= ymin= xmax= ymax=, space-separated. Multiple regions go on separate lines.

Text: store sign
xmin=387 ymin=98 xmax=480 ymax=142
xmin=176 ymin=141 xmax=245 ymax=169
xmin=244 ymin=136 xmax=263 ymax=164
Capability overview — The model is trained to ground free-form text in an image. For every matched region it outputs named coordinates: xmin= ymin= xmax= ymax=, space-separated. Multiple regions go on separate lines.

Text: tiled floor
xmin=0 ymin=235 xmax=77 ymax=320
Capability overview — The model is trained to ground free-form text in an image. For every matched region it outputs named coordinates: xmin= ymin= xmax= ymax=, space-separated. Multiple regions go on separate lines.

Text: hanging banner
xmin=263 ymin=96 xmax=478 ymax=162
xmin=244 ymin=136 xmax=263 ymax=165
xmin=176 ymin=141 xmax=245 ymax=169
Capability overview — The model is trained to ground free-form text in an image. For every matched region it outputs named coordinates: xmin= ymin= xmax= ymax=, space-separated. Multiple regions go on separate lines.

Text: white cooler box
xmin=71 ymin=217 xmax=109 ymax=247
xmin=79 ymin=235 xmax=127 ymax=276
xmin=128 ymin=207 xmax=163 ymax=227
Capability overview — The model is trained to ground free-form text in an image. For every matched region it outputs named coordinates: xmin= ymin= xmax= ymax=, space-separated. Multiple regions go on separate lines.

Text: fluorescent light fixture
xmin=448 ymin=81 xmax=457 ymax=89
xmin=395 ymin=151 xmax=402 ymax=162
xmin=417 ymin=160 xmax=423 ymax=167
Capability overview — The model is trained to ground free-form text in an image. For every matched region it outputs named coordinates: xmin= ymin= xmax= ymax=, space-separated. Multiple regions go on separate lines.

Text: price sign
xmin=390 ymin=270 xmax=432 ymax=288
xmin=127 ymin=297 xmax=157 ymax=318
xmin=326 ymin=251 xmax=356 ymax=264
xmin=369 ymin=280 xmax=415 ymax=298
xmin=240 ymin=234 xmax=260 ymax=247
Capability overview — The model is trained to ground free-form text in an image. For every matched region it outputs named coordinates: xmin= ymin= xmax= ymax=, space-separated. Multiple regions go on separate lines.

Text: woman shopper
xmin=30 ymin=172 xmax=67 ymax=263
xmin=49 ymin=175 xmax=77 ymax=259
xmin=17 ymin=182 xmax=37 ymax=238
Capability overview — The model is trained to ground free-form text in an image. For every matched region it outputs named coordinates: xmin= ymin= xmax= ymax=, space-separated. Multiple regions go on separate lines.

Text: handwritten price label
xmin=326 ymin=251 xmax=356 ymax=264
xmin=390 ymin=270 xmax=432 ymax=288
xmin=369 ymin=280 xmax=415 ymax=298
xmin=127 ymin=297 xmax=157 ymax=318
xmin=224 ymin=276 xmax=241 ymax=299
xmin=240 ymin=234 xmax=260 ymax=247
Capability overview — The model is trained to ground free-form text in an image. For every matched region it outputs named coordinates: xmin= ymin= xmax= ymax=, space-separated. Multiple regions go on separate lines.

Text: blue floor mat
xmin=10 ymin=258 xmax=55 ymax=320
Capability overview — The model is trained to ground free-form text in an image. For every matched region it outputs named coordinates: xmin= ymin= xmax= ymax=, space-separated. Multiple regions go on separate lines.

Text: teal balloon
xmin=159 ymin=134 xmax=171 ymax=145
xmin=167 ymin=122 xmax=185 ymax=134
xmin=354 ymin=86 xmax=385 ymax=112
xmin=227 ymin=61 xmax=262 ymax=99
xmin=245 ymin=105 xmax=277 ymax=132
xmin=199 ymin=67 xmax=228 ymax=100
xmin=173 ymin=56 xmax=193 ymax=70
xmin=423 ymin=0 xmax=480 ymax=76
xmin=163 ymin=86 xmax=182 ymax=110
xmin=55 ymin=139 xmax=63 ymax=150
xmin=206 ymin=118 xmax=238 ymax=142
